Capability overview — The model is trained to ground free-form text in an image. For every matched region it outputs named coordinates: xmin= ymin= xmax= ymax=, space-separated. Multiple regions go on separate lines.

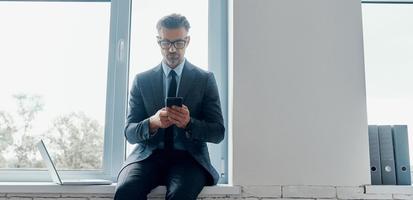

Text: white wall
xmin=231 ymin=0 xmax=370 ymax=186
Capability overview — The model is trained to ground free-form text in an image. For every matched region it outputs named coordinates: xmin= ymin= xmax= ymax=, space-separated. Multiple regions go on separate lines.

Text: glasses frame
xmin=157 ymin=36 xmax=189 ymax=49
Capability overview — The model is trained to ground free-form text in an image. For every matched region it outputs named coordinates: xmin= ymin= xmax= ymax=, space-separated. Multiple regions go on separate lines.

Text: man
xmin=114 ymin=14 xmax=225 ymax=200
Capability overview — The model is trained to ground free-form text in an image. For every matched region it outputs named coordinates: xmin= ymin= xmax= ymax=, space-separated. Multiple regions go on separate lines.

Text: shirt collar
xmin=162 ymin=59 xmax=185 ymax=77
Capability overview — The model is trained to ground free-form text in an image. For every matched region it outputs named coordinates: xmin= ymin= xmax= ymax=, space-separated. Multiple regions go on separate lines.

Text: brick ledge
xmin=0 ymin=182 xmax=240 ymax=195
xmin=365 ymin=185 xmax=413 ymax=195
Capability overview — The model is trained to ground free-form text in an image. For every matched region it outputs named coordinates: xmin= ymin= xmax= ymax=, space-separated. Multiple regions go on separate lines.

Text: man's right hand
xmin=149 ymin=108 xmax=173 ymax=133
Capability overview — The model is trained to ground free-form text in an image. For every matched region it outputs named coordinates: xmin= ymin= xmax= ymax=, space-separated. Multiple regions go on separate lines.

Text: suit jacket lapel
xmin=151 ymin=64 xmax=165 ymax=110
xmin=178 ymin=61 xmax=196 ymax=102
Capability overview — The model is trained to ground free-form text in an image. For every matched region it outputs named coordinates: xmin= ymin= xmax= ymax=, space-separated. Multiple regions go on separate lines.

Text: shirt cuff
xmin=142 ymin=118 xmax=158 ymax=140
xmin=184 ymin=118 xmax=194 ymax=139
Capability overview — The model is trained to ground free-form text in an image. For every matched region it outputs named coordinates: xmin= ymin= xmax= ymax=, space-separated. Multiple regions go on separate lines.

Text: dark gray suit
xmin=120 ymin=61 xmax=225 ymax=186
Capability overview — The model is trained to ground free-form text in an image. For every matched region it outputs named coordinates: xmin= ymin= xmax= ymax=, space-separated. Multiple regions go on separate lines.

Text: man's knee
xmin=166 ymin=185 xmax=203 ymax=200
xmin=114 ymin=180 xmax=149 ymax=200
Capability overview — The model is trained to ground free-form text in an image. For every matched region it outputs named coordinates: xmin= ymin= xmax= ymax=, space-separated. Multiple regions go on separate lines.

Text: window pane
xmin=0 ymin=2 xmax=110 ymax=170
xmin=362 ymin=4 xmax=413 ymax=164
xmin=127 ymin=0 xmax=208 ymax=155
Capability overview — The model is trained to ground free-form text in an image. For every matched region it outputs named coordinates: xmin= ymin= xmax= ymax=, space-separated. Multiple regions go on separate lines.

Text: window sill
xmin=0 ymin=182 xmax=241 ymax=195
xmin=365 ymin=185 xmax=413 ymax=194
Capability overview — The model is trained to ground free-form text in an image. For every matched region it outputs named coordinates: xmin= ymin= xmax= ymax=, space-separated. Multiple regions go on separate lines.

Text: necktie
xmin=165 ymin=70 xmax=177 ymax=150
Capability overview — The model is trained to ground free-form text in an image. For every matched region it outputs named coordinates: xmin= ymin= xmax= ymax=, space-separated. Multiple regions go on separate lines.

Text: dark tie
xmin=165 ymin=70 xmax=177 ymax=150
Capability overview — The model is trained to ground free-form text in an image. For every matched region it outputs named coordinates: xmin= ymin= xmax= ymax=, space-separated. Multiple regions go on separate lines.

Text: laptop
xmin=36 ymin=140 xmax=112 ymax=185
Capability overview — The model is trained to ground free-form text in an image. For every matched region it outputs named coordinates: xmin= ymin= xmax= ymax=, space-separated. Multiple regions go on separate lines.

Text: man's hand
xmin=166 ymin=105 xmax=190 ymax=129
xmin=149 ymin=108 xmax=173 ymax=133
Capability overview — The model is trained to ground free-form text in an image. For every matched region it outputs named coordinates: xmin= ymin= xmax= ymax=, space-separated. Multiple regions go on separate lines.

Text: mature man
xmin=114 ymin=14 xmax=225 ymax=200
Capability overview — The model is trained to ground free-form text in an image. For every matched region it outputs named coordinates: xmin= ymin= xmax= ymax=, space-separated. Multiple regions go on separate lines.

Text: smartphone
xmin=165 ymin=97 xmax=183 ymax=108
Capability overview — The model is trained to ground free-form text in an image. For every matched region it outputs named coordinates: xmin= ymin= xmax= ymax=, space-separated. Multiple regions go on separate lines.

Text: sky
xmin=0 ymin=2 xmax=111 ymax=168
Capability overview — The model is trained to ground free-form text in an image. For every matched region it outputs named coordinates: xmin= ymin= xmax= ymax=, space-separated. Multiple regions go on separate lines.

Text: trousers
xmin=114 ymin=149 xmax=210 ymax=200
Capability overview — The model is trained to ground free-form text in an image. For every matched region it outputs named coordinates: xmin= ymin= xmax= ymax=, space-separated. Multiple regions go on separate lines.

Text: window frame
xmin=0 ymin=0 xmax=229 ymax=184
xmin=208 ymin=0 xmax=229 ymax=184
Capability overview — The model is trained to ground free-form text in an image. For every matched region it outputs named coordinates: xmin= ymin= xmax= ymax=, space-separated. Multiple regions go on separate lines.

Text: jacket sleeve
xmin=124 ymin=75 xmax=156 ymax=144
xmin=186 ymin=73 xmax=225 ymax=144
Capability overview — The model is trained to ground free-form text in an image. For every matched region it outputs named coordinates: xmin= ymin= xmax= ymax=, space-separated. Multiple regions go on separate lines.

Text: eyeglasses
xmin=157 ymin=38 xmax=188 ymax=49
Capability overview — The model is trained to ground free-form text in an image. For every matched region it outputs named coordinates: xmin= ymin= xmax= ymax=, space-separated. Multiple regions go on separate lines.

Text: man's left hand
xmin=166 ymin=104 xmax=190 ymax=129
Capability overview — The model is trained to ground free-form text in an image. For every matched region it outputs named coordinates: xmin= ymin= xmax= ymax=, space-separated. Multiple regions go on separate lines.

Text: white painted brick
xmin=59 ymin=194 xmax=89 ymax=198
xmin=224 ymin=195 xmax=244 ymax=199
xmin=365 ymin=185 xmax=413 ymax=195
xmin=242 ymin=185 xmax=282 ymax=198
xmin=7 ymin=194 xmax=60 ymax=198
xmin=33 ymin=198 xmax=61 ymax=200
xmin=33 ymin=198 xmax=85 ymax=200
xmin=198 ymin=194 xmax=229 ymax=198
xmin=283 ymin=185 xmax=336 ymax=198
xmin=197 ymin=189 xmax=231 ymax=198
xmin=54 ymin=198 xmax=87 ymax=200
xmin=88 ymin=198 xmax=113 ymax=200
xmin=62 ymin=199 xmax=87 ymax=200
xmin=61 ymin=194 xmax=113 ymax=198
xmin=148 ymin=194 xmax=230 ymax=200
xmin=34 ymin=198 xmax=87 ymax=200
xmin=336 ymin=186 xmax=363 ymax=199
xmin=394 ymin=194 xmax=413 ymax=200
xmin=337 ymin=186 xmax=364 ymax=194
xmin=263 ymin=199 xmax=314 ymax=200
xmin=346 ymin=194 xmax=394 ymax=199
xmin=91 ymin=195 xmax=114 ymax=199
xmin=337 ymin=186 xmax=392 ymax=199
xmin=201 ymin=198 xmax=251 ymax=200
xmin=7 ymin=198 xmax=33 ymax=200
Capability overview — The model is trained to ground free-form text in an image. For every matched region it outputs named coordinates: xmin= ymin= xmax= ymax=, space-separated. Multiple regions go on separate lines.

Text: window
xmin=0 ymin=1 xmax=115 ymax=181
xmin=0 ymin=0 xmax=228 ymax=183
xmin=362 ymin=1 xmax=413 ymax=170
xmin=128 ymin=0 xmax=229 ymax=184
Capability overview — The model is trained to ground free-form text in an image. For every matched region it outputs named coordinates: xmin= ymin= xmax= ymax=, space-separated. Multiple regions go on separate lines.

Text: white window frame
xmin=0 ymin=0 xmax=229 ymax=184
xmin=208 ymin=0 xmax=229 ymax=184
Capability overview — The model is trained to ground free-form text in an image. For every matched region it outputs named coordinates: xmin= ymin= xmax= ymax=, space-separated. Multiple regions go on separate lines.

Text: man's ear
xmin=186 ymin=36 xmax=191 ymax=45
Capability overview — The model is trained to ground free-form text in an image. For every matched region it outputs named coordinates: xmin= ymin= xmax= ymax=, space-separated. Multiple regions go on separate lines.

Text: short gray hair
xmin=156 ymin=13 xmax=191 ymax=32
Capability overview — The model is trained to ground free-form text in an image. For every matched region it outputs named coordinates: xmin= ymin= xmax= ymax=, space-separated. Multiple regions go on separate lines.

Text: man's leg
xmin=164 ymin=151 xmax=210 ymax=200
xmin=114 ymin=151 xmax=165 ymax=200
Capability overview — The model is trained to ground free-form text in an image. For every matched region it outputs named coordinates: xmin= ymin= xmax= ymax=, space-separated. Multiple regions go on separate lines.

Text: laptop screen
xmin=36 ymin=140 xmax=63 ymax=184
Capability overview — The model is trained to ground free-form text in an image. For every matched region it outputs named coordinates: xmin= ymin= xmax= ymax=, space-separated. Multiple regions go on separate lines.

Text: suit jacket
xmin=119 ymin=61 xmax=225 ymax=185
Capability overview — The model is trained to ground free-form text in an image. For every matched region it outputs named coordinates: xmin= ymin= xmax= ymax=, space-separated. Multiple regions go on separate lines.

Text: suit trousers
xmin=114 ymin=149 xmax=210 ymax=200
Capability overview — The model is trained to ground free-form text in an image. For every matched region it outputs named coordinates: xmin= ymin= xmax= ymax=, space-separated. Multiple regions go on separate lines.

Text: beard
xmin=165 ymin=54 xmax=181 ymax=67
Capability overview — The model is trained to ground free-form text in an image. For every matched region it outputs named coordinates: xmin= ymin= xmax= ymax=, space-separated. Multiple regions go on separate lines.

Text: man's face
xmin=157 ymin=27 xmax=190 ymax=68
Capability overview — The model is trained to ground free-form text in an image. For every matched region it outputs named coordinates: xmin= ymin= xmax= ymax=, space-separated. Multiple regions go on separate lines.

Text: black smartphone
xmin=165 ymin=97 xmax=183 ymax=108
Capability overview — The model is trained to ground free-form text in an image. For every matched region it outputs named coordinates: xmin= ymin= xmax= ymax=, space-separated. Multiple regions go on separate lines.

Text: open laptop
xmin=36 ymin=140 xmax=112 ymax=185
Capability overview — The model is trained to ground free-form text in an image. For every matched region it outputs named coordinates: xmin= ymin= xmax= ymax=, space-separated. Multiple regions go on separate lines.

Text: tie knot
xmin=169 ymin=70 xmax=177 ymax=78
